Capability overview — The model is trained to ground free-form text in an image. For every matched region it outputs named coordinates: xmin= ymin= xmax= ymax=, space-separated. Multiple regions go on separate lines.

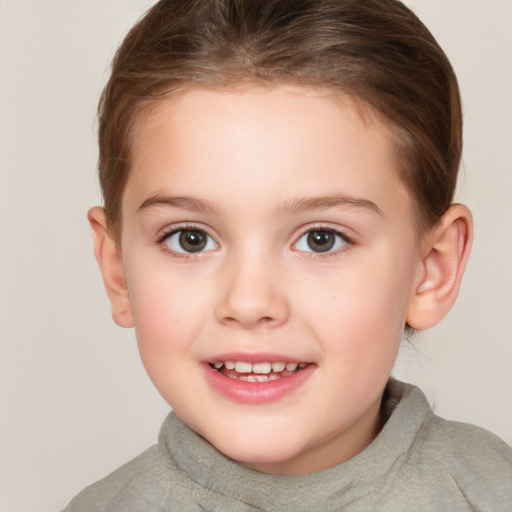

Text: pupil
xmin=179 ymin=230 xmax=207 ymax=252
xmin=307 ymin=231 xmax=334 ymax=252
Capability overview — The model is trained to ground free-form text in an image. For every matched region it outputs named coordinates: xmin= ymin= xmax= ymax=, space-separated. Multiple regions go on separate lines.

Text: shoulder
xmin=412 ymin=412 xmax=512 ymax=509
xmin=387 ymin=381 xmax=512 ymax=477
xmin=61 ymin=443 xmax=197 ymax=512
xmin=379 ymin=381 xmax=512 ymax=511
xmin=62 ymin=446 xmax=163 ymax=511
xmin=424 ymin=414 xmax=512 ymax=477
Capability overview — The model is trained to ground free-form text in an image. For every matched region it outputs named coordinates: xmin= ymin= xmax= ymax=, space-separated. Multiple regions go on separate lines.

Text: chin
xmin=205 ymin=424 xmax=307 ymax=469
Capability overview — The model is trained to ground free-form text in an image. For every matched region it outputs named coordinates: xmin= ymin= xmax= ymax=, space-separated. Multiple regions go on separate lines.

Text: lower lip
xmin=201 ymin=363 xmax=315 ymax=404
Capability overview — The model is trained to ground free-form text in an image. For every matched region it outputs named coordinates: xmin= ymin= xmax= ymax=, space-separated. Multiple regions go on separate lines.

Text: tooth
xmin=298 ymin=363 xmax=307 ymax=368
xmin=271 ymin=362 xmax=286 ymax=372
xmin=253 ymin=362 xmax=272 ymax=374
xmin=255 ymin=375 xmax=269 ymax=382
xmin=241 ymin=374 xmax=257 ymax=382
xmin=214 ymin=361 xmax=223 ymax=369
xmin=225 ymin=361 xmax=235 ymax=370
xmin=235 ymin=361 xmax=252 ymax=373
xmin=285 ymin=362 xmax=298 ymax=371
xmin=268 ymin=374 xmax=280 ymax=381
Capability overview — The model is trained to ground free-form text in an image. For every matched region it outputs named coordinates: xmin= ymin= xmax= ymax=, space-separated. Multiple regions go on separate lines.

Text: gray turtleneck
xmin=62 ymin=381 xmax=512 ymax=511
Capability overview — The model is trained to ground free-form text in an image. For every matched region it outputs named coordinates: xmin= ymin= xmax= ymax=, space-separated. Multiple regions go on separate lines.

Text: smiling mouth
xmin=209 ymin=360 xmax=310 ymax=382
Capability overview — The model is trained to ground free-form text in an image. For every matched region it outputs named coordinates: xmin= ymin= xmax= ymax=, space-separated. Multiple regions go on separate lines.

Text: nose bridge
xmin=215 ymin=246 xmax=289 ymax=329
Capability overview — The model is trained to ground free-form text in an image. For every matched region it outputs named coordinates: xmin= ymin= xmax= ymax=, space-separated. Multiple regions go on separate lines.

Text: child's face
xmin=118 ymin=86 xmax=424 ymax=474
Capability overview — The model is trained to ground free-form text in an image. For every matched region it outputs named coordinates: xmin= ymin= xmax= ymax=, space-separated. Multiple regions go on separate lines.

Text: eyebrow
xmin=138 ymin=195 xmax=222 ymax=215
xmin=137 ymin=192 xmax=383 ymax=217
xmin=277 ymin=193 xmax=384 ymax=216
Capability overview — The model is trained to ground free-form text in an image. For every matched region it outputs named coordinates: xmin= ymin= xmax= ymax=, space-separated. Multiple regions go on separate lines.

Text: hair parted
xmin=98 ymin=0 xmax=462 ymax=239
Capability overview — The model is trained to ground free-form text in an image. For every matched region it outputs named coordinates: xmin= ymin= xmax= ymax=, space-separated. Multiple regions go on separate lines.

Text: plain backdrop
xmin=1 ymin=1 xmax=511 ymax=511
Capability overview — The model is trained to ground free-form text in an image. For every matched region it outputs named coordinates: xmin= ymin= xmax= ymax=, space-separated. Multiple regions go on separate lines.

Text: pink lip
xmin=201 ymin=361 xmax=315 ymax=404
xmin=205 ymin=352 xmax=306 ymax=364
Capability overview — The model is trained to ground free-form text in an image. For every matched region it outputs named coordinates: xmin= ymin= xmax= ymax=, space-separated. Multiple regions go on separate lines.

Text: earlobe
xmin=406 ymin=204 xmax=473 ymax=330
xmin=88 ymin=207 xmax=134 ymax=328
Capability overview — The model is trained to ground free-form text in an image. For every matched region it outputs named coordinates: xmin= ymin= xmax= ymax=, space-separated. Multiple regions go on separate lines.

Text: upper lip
xmin=204 ymin=352 xmax=310 ymax=364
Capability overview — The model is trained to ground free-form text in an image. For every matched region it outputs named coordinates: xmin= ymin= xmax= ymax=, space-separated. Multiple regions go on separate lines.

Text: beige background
xmin=1 ymin=1 xmax=511 ymax=511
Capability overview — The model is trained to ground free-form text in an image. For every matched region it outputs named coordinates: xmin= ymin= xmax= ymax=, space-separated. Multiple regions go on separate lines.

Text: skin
xmin=90 ymin=85 xmax=472 ymax=474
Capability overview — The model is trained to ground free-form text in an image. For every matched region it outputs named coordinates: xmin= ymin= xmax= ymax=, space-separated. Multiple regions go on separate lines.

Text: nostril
xmin=224 ymin=315 xmax=271 ymax=326
xmin=214 ymin=276 xmax=290 ymax=328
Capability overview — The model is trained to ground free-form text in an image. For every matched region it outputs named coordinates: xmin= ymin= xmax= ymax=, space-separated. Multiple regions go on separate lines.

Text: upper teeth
xmin=213 ymin=361 xmax=306 ymax=374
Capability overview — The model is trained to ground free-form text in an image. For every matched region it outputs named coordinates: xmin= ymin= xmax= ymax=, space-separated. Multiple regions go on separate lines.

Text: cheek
xmin=125 ymin=260 xmax=206 ymax=358
xmin=125 ymin=265 xmax=210 ymax=405
xmin=301 ymin=249 xmax=416 ymax=354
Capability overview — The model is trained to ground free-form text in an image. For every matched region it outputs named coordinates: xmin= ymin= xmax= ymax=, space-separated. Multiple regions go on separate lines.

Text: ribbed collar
xmin=158 ymin=380 xmax=432 ymax=511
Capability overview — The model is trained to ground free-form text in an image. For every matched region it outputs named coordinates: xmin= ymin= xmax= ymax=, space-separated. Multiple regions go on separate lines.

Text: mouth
xmin=203 ymin=354 xmax=315 ymax=403
xmin=208 ymin=360 xmax=310 ymax=382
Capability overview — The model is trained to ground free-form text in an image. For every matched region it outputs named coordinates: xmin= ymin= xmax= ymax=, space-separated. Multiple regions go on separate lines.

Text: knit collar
xmin=158 ymin=380 xmax=432 ymax=511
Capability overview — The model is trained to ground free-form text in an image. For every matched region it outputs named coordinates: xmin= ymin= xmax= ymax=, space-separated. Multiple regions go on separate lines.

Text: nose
xmin=214 ymin=253 xmax=290 ymax=329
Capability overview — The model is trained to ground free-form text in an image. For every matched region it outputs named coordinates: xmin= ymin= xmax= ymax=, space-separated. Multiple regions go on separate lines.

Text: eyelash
xmin=156 ymin=224 xmax=353 ymax=260
xmin=157 ymin=223 xmax=219 ymax=261
xmin=293 ymin=225 xmax=353 ymax=260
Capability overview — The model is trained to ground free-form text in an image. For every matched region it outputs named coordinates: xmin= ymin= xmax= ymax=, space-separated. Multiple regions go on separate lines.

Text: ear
xmin=88 ymin=207 xmax=134 ymax=328
xmin=406 ymin=204 xmax=473 ymax=330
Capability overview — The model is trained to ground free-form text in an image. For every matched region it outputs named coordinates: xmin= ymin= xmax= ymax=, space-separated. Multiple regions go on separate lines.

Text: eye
xmin=163 ymin=228 xmax=218 ymax=254
xmin=294 ymin=229 xmax=348 ymax=254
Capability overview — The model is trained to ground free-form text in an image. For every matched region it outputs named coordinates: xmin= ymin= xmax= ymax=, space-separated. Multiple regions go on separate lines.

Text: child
xmin=63 ymin=0 xmax=512 ymax=510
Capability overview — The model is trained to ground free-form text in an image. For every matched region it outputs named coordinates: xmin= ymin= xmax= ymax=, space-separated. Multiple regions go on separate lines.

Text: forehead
xmin=125 ymin=85 xmax=411 ymax=219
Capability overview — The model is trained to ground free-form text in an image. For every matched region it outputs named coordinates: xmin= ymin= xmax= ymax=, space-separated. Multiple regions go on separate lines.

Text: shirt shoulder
xmin=61 ymin=444 xmax=200 ymax=512
xmin=370 ymin=381 xmax=512 ymax=511
xmin=415 ymin=414 xmax=512 ymax=510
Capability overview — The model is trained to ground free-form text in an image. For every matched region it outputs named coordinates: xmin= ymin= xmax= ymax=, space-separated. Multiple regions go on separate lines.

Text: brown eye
xmin=295 ymin=229 xmax=348 ymax=254
xmin=179 ymin=230 xmax=207 ymax=252
xmin=163 ymin=229 xmax=218 ymax=254
xmin=307 ymin=231 xmax=335 ymax=252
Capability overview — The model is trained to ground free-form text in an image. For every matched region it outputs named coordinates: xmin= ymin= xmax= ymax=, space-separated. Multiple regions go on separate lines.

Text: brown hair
xmin=98 ymin=0 xmax=462 ymax=239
